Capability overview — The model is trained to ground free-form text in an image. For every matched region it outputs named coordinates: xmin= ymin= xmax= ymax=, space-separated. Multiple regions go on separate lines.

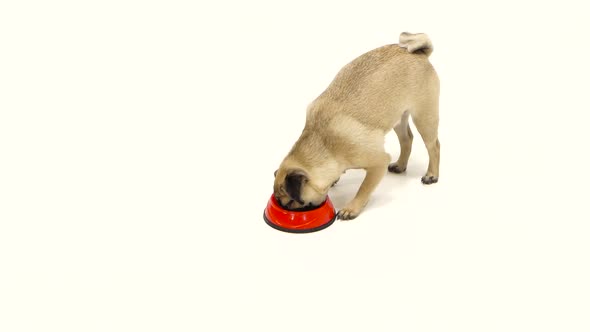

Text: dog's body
xmin=274 ymin=32 xmax=440 ymax=220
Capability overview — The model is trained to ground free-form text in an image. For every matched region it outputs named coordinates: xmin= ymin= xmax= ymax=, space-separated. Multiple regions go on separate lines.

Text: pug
xmin=273 ymin=32 xmax=440 ymax=220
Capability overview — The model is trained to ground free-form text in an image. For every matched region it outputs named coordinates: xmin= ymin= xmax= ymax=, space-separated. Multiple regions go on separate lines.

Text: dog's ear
xmin=284 ymin=169 xmax=308 ymax=203
xmin=274 ymin=169 xmax=278 ymax=178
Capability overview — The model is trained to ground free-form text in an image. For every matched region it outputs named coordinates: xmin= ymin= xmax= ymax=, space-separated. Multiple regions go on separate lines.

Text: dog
xmin=273 ymin=32 xmax=440 ymax=220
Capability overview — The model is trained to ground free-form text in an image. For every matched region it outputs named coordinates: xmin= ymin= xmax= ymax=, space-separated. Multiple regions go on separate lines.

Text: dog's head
xmin=273 ymin=167 xmax=327 ymax=210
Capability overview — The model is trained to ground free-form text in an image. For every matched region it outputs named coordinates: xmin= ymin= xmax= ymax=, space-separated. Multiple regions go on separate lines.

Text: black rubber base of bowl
xmin=263 ymin=212 xmax=336 ymax=234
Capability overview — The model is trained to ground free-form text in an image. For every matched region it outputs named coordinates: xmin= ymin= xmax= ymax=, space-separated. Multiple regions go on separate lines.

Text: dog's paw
xmin=388 ymin=163 xmax=406 ymax=174
xmin=421 ymin=175 xmax=438 ymax=184
xmin=337 ymin=205 xmax=362 ymax=221
xmin=337 ymin=209 xmax=359 ymax=220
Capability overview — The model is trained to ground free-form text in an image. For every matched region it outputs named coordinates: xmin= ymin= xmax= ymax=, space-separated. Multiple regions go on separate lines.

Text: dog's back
xmin=309 ymin=33 xmax=439 ymax=132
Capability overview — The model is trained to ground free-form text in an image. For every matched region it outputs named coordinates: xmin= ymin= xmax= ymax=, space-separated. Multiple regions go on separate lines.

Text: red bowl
xmin=263 ymin=195 xmax=336 ymax=233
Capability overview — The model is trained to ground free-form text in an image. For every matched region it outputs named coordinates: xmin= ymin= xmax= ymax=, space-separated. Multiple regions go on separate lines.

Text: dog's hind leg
xmin=411 ymin=103 xmax=440 ymax=185
xmin=388 ymin=111 xmax=413 ymax=174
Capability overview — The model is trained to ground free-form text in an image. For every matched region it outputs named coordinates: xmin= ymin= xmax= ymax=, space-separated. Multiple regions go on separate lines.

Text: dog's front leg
xmin=337 ymin=155 xmax=389 ymax=220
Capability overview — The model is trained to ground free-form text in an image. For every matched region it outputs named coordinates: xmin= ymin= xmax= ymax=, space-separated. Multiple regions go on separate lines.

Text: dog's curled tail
xmin=399 ymin=32 xmax=433 ymax=57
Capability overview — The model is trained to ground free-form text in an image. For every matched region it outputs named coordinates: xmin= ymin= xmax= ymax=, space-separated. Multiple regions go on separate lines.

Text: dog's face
xmin=273 ymin=168 xmax=327 ymax=210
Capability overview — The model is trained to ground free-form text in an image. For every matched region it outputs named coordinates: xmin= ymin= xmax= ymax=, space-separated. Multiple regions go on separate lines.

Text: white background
xmin=1 ymin=1 xmax=589 ymax=331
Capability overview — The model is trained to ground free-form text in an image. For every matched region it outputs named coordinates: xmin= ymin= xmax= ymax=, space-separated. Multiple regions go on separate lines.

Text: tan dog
xmin=273 ymin=32 xmax=440 ymax=220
